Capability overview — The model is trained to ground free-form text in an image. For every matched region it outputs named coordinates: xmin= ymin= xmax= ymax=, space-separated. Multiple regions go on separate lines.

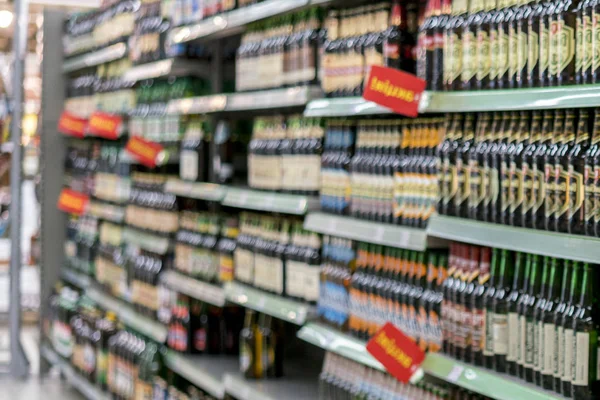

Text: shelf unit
xmin=63 ymin=42 xmax=128 ymax=73
xmin=41 ymin=344 xmax=111 ymax=400
xmin=122 ymin=58 xmax=205 ymax=82
xmin=426 ymin=214 xmax=600 ymax=264
xmin=304 ymin=212 xmax=444 ymax=250
xmin=224 ymin=282 xmax=315 ymax=325
xmin=61 ymin=267 xmax=91 ymax=290
xmin=161 ymin=270 xmax=226 ymax=307
xmin=122 ymin=227 xmax=172 ymax=255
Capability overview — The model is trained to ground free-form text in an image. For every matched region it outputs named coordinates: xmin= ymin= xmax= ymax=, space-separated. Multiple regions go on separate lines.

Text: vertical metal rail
xmin=9 ymin=0 xmax=31 ymax=378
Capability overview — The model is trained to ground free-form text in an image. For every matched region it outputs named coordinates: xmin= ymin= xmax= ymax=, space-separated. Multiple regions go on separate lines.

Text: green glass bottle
xmin=540 ymin=258 xmax=563 ymax=390
xmin=516 ymin=253 xmax=533 ymax=379
xmin=523 ymin=254 xmax=542 ymax=383
xmin=561 ymin=261 xmax=583 ymax=397
xmin=553 ymin=260 xmax=573 ymax=394
xmin=506 ymin=251 xmax=526 ymax=376
xmin=483 ymin=247 xmax=501 ymax=369
xmin=533 ymin=256 xmax=551 ymax=386
xmin=492 ymin=249 xmax=514 ymax=373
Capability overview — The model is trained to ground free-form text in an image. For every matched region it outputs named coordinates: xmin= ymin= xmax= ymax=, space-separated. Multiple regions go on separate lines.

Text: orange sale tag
xmin=57 ymin=111 xmax=88 ymax=138
xmin=125 ymin=136 xmax=166 ymax=168
xmin=363 ymin=66 xmax=426 ymax=118
xmin=57 ymin=189 xmax=90 ymax=215
xmin=87 ymin=112 xmax=123 ymax=140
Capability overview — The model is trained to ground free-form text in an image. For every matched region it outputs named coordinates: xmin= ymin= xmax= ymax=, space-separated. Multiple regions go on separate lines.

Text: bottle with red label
xmin=470 ymin=246 xmax=490 ymax=366
xmin=385 ymin=1 xmax=417 ymax=74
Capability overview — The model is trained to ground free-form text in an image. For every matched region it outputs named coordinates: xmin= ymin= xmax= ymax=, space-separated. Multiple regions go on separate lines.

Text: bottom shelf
xmin=40 ymin=344 xmax=110 ymax=400
xmin=297 ymin=323 xmax=562 ymax=400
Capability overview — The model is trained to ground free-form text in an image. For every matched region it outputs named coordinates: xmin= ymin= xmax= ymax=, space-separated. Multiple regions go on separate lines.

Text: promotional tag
xmin=57 ymin=111 xmax=88 ymax=138
xmin=87 ymin=112 xmax=123 ymax=139
xmin=366 ymin=322 xmax=426 ymax=383
xmin=57 ymin=189 xmax=90 ymax=215
xmin=362 ymin=66 xmax=426 ymax=117
xmin=125 ymin=136 xmax=167 ymax=168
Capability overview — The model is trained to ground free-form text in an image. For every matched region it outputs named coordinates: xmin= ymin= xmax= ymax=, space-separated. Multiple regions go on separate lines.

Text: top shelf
xmin=168 ymin=0 xmax=327 ymax=44
xmin=63 ymin=42 xmax=127 ymax=73
xmin=304 ymin=86 xmax=600 ymax=117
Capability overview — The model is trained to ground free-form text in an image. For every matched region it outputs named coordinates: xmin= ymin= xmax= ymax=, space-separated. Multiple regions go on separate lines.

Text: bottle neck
xmin=568 ymin=262 xmax=582 ymax=304
xmin=576 ymin=111 xmax=590 ymax=145
xmin=578 ymin=264 xmax=595 ymax=307
xmin=538 ymin=257 xmax=550 ymax=299
xmin=488 ymin=248 xmax=500 ymax=287
xmin=546 ymin=258 xmax=562 ymax=301
xmin=558 ymin=260 xmax=572 ymax=302
xmin=528 ymin=255 xmax=542 ymax=296
xmin=511 ymin=252 xmax=525 ymax=291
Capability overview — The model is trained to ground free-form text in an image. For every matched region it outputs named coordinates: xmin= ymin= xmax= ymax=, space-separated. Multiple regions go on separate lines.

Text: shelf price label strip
xmin=57 ymin=188 xmax=90 ymax=216
xmin=86 ymin=112 xmax=124 ymax=140
xmin=162 ymin=271 xmax=226 ymax=307
xmin=125 ymin=136 xmax=167 ymax=168
xmin=58 ymin=111 xmax=88 ymax=138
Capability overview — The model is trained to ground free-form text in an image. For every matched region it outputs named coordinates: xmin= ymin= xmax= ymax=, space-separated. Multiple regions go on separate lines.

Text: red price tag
xmin=57 ymin=111 xmax=88 ymax=138
xmin=57 ymin=189 xmax=89 ymax=215
xmin=125 ymin=136 xmax=166 ymax=168
xmin=362 ymin=65 xmax=426 ymax=118
xmin=366 ymin=322 xmax=426 ymax=383
xmin=87 ymin=112 xmax=123 ymax=139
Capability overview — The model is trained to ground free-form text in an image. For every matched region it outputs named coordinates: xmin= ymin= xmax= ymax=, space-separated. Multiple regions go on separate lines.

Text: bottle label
xmin=556 ymin=326 xmax=565 ymax=378
xmin=240 ymin=342 xmax=252 ymax=373
xmin=469 ymin=159 xmax=482 ymax=209
xmin=519 ymin=315 xmax=526 ymax=365
xmin=540 ymin=24 xmax=550 ymax=74
xmin=472 ymin=308 xmax=485 ymax=352
xmin=497 ymin=26 xmax=510 ymax=78
xmin=573 ymin=331 xmax=590 ymax=386
xmin=510 ymin=160 xmax=523 ymax=213
xmin=585 ymin=165 xmax=595 ymax=223
xmin=537 ymin=320 xmax=545 ymax=372
xmin=549 ymin=21 xmax=560 ymax=75
xmin=556 ymin=164 xmax=570 ymax=218
xmin=543 ymin=323 xmax=556 ymax=375
xmin=180 ymin=150 xmax=199 ymax=181
xmin=463 ymin=31 xmax=477 ymax=82
xmin=483 ymin=310 xmax=494 ymax=356
xmin=517 ymin=29 xmax=528 ymax=73
xmin=558 ymin=21 xmax=575 ymax=73
xmin=477 ymin=30 xmax=491 ymax=80
xmin=584 ymin=15 xmax=593 ymax=71
xmin=562 ymin=328 xmax=574 ymax=382
xmin=522 ymin=165 xmax=535 ymax=213
xmin=507 ymin=312 xmax=519 ymax=362
xmin=490 ymin=166 xmax=500 ymax=206
xmin=569 ymin=165 xmax=584 ymax=220
xmin=594 ymin=166 xmax=600 ymax=224
xmin=508 ymin=24 xmax=518 ymax=79
xmin=501 ymin=160 xmax=511 ymax=212
xmin=449 ymin=32 xmax=463 ymax=82
xmin=577 ymin=15 xmax=584 ymax=74
xmin=545 ymin=163 xmax=556 ymax=217
xmin=533 ymin=320 xmax=541 ymax=371
xmin=525 ymin=318 xmax=535 ymax=368
xmin=493 ymin=313 xmax=508 ymax=355
xmin=594 ymin=12 xmax=600 ymax=71
xmin=490 ymin=28 xmax=499 ymax=80
xmin=528 ymin=30 xmax=539 ymax=74
xmin=304 ymin=265 xmax=321 ymax=302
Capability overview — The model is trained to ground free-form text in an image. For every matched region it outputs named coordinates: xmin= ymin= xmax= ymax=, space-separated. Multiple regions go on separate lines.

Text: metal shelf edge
xmin=61 ymin=268 xmax=91 ymax=289
xmin=63 ymin=43 xmax=127 ymax=73
xmin=164 ymin=178 xmax=227 ymax=202
xmin=222 ymin=188 xmax=318 ymax=215
xmin=162 ymin=271 xmax=226 ymax=307
xmin=164 ymin=351 xmax=226 ymax=398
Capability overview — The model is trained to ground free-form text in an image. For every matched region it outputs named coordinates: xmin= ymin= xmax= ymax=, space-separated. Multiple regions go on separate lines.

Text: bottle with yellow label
xmin=463 ymin=0 xmax=486 ymax=89
xmin=544 ymin=110 xmax=565 ymax=231
xmin=447 ymin=0 xmax=470 ymax=89
xmin=584 ymin=109 xmax=600 ymax=236
xmin=549 ymin=0 xmax=579 ymax=86
xmin=554 ymin=110 xmax=578 ymax=233
xmin=566 ymin=109 xmax=591 ymax=235
xmin=494 ymin=0 xmax=514 ymax=87
xmin=509 ymin=111 xmax=531 ymax=227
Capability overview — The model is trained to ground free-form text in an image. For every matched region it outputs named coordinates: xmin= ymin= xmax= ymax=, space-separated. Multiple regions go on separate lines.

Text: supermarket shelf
xmin=63 ymin=42 xmax=127 ymax=73
xmin=304 ymin=212 xmax=444 ymax=251
xmin=164 ymin=178 xmax=227 ymax=202
xmin=164 ymin=351 xmax=238 ymax=399
xmin=122 ymin=58 xmax=204 ymax=82
xmin=169 ymin=0 xmax=312 ymax=44
xmin=427 ymin=214 xmax=600 ymax=264
xmin=88 ymin=200 xmax=125 ymax=223
xmin=297 ymin=323 xmax=560 ymax=400
xmin=222 ymin=188 xmax=319 ymax=215
xmin=223 ymin=361 xmax=320 ymax=400
xmin=61 ymin=267 xmax=91 ymax=290
xmin=161 ymin=270 xmax=226 ymax=307
xmin=87 ymin=286 xmax=168 ymax=343
xmin=224 ymin=282 xmax=315 ymax=325
xmin=167 ymin=86 xmax=322 ymax=115
xmin=122 ymin=227 xmax=172 ymax=255
xmin=422 ymin=353 xmax=561 ymax=400
xmin=297 ymin=323 xmax=384 ymax=371
xmin=41 ymin=344 xmax=110 ymax=400
xmin=304 ymin=97 xmax=393 ymax=117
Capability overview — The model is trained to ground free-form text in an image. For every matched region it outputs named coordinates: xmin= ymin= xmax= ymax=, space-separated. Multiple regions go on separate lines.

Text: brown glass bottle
xmin=447 ymin=0 xmax=469 ymax=89
xmin=463 ymin=0 xmax=486 ymax=89
xmin=492 ymin=249 xmax=514 ymax=373
xmin=509 ymin=111 xmax=531 ymax=226
xmin=544 ymin=110 xmax=565 ymax=231
xmin=577 ymin=0 xmax=594 ymax=83
xmin=455 ymin=113 xmax=475 ymax=218
xmin=523 ymin=254 xmax=542 ymax=383
xmin=506 ymin=0 xmax=522 ymax=87
xmin=506 ymin=251 xmax=526 ymax=376
xmin=567 ymin=109 xmax=591 ymax=235
xmin=462 ymin=246 xmax=480 ymax=362
xmin=592 ymin=0 xmax=600 ymax=83
xmin=584 ymin=109 xmax=600 ymax=236
xmin=483 ymin=247 xmax=500 ymax=369
xmin=495 ymin=0 xmax=514 ymax=87
xmin=529 ymin=110 xmax=554 ymax=229
xmin=549 ymin=0 xmax=579 ymax=86
xmin=516 ymin=253 xmax=532 ymax=379
xmin=533 ymin=256 xmax=551 ymax=386
xmin=385 ymin=1 xmax=417 ymax=74
xmin=470 ymin=247 xmax=490 ymax=365
xmin=499 ymin=112 xmax=519 ymax=225
xmin=469 ymin=113 xmax=491 ymax=220
xmin=540 ymin=258 xmax=563 ymax=390
xmin=489 ymin=0 xmax=502 ymax=87
xmin=555 ymin=110 xmax=578 ymax=233
xmin=528 ymin=0 xmax=544 ymax=87
xmin=477 ymin=0 xmax=497 ymax=88
xmin=538 ymin=0 xmax=555 ymax=86
xmin=240 ymin=310 xmax=259 ymax=379
xmin=433 ymin=0 xmax=452 ymax=90
xmin=485 ymin=112 xmax=505 ymax=222
xmin=521 ymin=111 xmax=542 ymax=227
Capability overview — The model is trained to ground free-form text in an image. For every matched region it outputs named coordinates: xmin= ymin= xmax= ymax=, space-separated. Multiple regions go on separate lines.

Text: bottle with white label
xmin=516 ymin=253 xmax=532 ymax=379
xmin=561 ymin=261 xmax=582 ymax=397
xmin=483 ymin=247 xmax=500 ymax=369
xmin=571 ymin=263 xmax=599 ymax=400
xmin=540 ymin=258 xmax=563 ymax=391
xmin=552 ymin=259 xmax=572 ymax=394
xmin=492 ymin=248 xmax=514 ymax=373
xmin=506 ymin=251 xmax=526 ymax=376
xmin=523 ymin=254 xmax=542 ymax=383
xmin=532 ymin=256 xmax=551 ymax=386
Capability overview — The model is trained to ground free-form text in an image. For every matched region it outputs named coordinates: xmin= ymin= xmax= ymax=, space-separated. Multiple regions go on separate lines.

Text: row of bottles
xmin=443 ymin=242 xmax=599 ymax=399
xmin=439 ymin=109 xmax=600 ymax=237
xmin=420 ymin=0 xmax=600 ymax=91
xmin=169 ymin=0 xmax=261 ymax=27
xmin=319 ymin=352 xmax=492 ymax=400
xmin=248 ymin=115 xmax=323 ymax=195
xmin=321 ymin=117 xmax=442 ymax=228
xmin=236 ymin=9 xmax=322 ymax=92
xmin=235 ymin=214 xmax=321 ymax=303
xmin=320 ymin=1 xmax=417 ymax=98
xmin=239 ymin=309 xmax=285 ymax=380
xmin=167 ymin=294 xmax=244 ymax=354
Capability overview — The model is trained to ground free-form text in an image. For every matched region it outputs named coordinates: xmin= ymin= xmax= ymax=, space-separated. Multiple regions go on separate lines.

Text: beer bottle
xmin=489 ymin=0 xmax=501 ymax=88
xmin=258 ymin=314 xmax=283 ymax=378
xmin=553 ymin=260 xmax=573 ymax=394
xmin=529 ymin=110 xmax=554 ymax=229
xmin=477 ymin=0 xmax=497 ymax=88
xmin=561 ymin=261 xmax=582 ymax=397
xmin=452 ymin=245 xmax=469 ymax=360
xmin=528 ymin=0 xmax=545 ymax=87
xmin=483 ymin=247 xmax=500 ymax=369
xmin=449 ymin=116 xmax=464 ymax=218
xmin=506 ymin=0 xmax=522 ymax=87
xmin=549 ymin=0 xmax=578 ymax=86
xmin=506 ymin=251 xmax=526 ymax=376
xmin=523 ymin=254 xmax=542 ymax=383
xmin=463 ymin=0 xmax=486 ymax=89
xmin=240 ymin=310 xmax=259 ymax=379
xmin=471 ymin=247 xmax=490 ymax=365
xmin=568 ymin=109 xmax=591 ymax=235
xmin=509 ymin=111 xmax=530 ymax=227
xmin=469 ymin=113 xmax=491 ymax=220
xmin=571 ymin=263 xmax=599 ymax=400
xmin=442 ymin=243 xmax=458 ymax=354
xmin=585 ymin=109 xmax=600 ymax=236
xmin=418 ymin=1 xmax=435 ymax=85
xmin=500 ymin=112 xmax=519 ymax=225
xmin=521 ymin=111 xmax=542 ymax=227
xmin=533 ymin=256 xmax=551 ymax=386
xmin=486 ymin=112 xmax=505 ymax=222
xmin=494 ymin=0 xmax=512 ymax=87
xmin=516 ymin=253 xmax=533 ymax=379
xmin=438 ymin=114 xmax=454 ymax=216
xmin=577 ymin=0 xmax=594 ymax=83
xmin=492 ymin=249 xmax=513 ymax=373
xmin=447 ymin=0 xmax=470 ymax=89
xmin=455 ymin=113 xmax=475 ymax=218
xmin=545 ymin=110 xmax=565 ymax=231
xmin=593 ymin=0 xmax=600 ymax=83
xmin=516 ymin=1 xmax=536 ymax=87
xmin=462 ymin=246 xmax=480 ymax=361
xmin=555 ymin=110 xmax=577 ymax=233
xmin=539 ymin=259 xmax=563 ymax=390
xmin=433 ymin=0 xmax=452 ymax=90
